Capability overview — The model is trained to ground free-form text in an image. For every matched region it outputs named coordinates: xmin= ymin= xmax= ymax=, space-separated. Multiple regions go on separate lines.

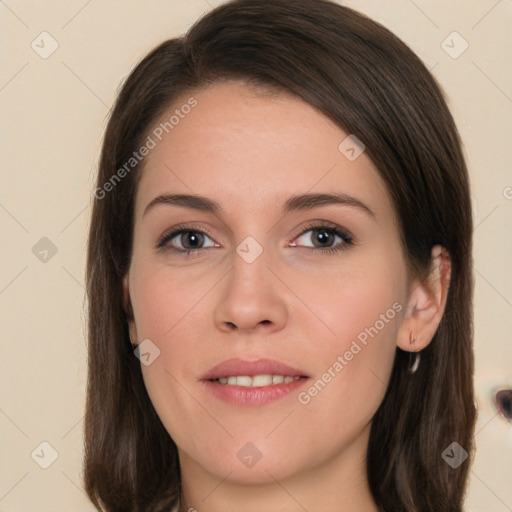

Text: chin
xmin=181 ymin=436 xmax=309 ymax=485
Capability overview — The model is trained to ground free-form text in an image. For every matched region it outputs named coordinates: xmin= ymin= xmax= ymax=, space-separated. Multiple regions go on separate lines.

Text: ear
xmin=396 ymin=245 xmax=451 ymax=352
xmin=123 ymin=273 xmax=139 ymax=346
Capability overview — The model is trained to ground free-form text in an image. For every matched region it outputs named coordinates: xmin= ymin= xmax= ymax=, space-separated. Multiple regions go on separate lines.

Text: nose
xmin=213 ymin=247 xmax=288 ymax=335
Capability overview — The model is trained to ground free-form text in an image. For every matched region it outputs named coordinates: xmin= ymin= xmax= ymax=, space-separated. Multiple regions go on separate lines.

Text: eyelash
xmin=156 ymin=221 xmax=354 ymax=256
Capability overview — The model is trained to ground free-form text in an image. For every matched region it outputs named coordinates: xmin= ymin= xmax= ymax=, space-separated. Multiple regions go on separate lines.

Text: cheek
xmin=292 ymin=255 xmax=403 ymax=421
xmin=129 ymin=263 xmax=230 ymax=410
xmin=129 ymin=261 xmax=213 ymax=341
xmin=294 ymin=297 xmax=400 ymax=452
xmin=295 ymin=252 xmax=404 ymax=357
xmin=130 ymin=267 xmax=173 ymax=339
xmin=128 ymin=264 xmax=220 ymax=438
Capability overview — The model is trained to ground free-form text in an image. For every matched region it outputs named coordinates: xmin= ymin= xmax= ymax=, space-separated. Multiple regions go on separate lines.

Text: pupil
xmin=183 ymin=231 xmax=202 ymax=249
xmin=314 ymin=229 xmax=332 ymax=247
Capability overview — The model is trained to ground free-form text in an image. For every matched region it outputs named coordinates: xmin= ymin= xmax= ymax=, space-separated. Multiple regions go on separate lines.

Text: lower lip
xmin=202 ymin=378 xmax=308 ymax=405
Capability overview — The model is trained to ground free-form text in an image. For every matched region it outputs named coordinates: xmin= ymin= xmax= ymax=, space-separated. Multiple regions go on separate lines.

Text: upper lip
xmin=202 ymin=358 xmax=309 ymax=380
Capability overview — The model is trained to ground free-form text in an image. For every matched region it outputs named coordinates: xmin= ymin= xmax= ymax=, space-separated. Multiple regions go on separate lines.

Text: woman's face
xmin=125 ymin=81 xmax=411 ymax=485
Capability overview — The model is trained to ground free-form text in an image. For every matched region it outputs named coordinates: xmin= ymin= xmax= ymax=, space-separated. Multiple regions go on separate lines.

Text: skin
xmin=124 ymin=81 xmax=451 ymax=512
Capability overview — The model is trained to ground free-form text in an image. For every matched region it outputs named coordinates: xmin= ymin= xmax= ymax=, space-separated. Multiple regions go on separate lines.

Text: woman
xmin=84 ymin=0 xmax=476 ymax=510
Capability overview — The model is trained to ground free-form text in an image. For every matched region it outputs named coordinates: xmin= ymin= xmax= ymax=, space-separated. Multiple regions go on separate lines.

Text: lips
xmin=200 ymin=358 xmax=310 ymax=405
xmin=201 ymin=358 xmax=309 ymax=381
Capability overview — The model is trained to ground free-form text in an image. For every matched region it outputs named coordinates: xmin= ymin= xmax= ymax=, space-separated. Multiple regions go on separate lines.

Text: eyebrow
xmin=143 ymin=192 xmax=375 ymax=218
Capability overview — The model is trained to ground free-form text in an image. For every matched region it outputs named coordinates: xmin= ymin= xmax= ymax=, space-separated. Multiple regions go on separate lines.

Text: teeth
xmin=252 ymin=374 xmax=273 ymax=386
xmin=236 ymin=376 xmax=253 ymax=387
xmin=214 ymin=374 xmax=302 ymax=387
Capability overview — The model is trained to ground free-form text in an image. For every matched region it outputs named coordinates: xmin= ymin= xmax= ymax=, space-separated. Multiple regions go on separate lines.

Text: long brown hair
xmin=84 ymin=1 xmax=476 ymax=510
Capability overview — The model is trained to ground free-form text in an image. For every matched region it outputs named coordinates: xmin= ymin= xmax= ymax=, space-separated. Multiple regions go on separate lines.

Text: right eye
xmin=157 ymin=225 xmax=219 ymax=255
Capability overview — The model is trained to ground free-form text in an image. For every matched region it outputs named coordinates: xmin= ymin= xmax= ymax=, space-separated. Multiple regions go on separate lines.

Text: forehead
xmin=135 ymin=81 xmax=392 ymax=221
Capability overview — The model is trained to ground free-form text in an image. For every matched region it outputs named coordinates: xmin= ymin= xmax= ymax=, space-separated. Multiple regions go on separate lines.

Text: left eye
xmin=292 ymin=225 xmax=353 ymax=252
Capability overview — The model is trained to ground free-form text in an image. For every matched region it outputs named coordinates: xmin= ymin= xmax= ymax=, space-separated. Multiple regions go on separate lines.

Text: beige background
xmin=1 ymin=1 xmax=511 ymax=510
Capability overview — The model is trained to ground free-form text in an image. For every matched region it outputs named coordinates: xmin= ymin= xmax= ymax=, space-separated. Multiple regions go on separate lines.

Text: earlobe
xmin=396 ymin=245 xmax=451 ymax=352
